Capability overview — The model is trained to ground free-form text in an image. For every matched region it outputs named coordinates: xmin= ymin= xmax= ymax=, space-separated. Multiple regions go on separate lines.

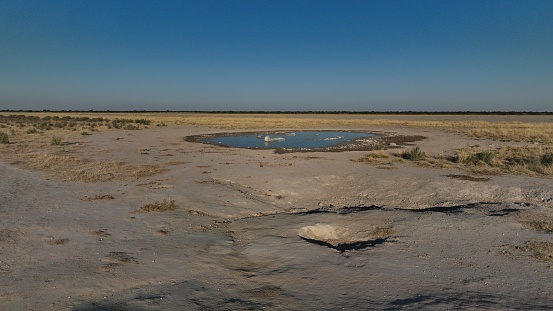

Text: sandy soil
xmin=1 ymin=120 xmax=553 ymax=310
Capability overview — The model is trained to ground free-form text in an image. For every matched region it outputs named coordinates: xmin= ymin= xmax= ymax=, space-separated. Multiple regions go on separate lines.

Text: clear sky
xmin=1 ymin=0 xmax=552 ymax=111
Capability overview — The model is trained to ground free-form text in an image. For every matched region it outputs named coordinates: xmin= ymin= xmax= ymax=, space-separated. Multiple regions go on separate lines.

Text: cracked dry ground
xmin=1 ymin=124 xmax=553 ymax=310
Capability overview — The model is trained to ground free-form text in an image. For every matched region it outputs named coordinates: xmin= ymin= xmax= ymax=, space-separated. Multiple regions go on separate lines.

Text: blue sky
xmin=1 ymin=0 xmax=552 ymax=111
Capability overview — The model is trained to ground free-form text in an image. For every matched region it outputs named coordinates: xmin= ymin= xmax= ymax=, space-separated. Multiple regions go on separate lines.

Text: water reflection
xmin=204 ymin=131 xmax=375 ymax=150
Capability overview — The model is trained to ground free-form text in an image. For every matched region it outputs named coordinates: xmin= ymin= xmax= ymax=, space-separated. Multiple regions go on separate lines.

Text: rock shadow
xmin=301 ymin=236 xmax=389 ymax=253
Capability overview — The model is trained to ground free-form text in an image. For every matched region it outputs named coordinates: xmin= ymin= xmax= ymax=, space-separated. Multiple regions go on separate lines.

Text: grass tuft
xmin=457 ymin=148 xmax=495 ymax=165
xmin=455 ymin=146 xmax=553 ymax=175
xmin=354 ymin=151 xmax=390 ymax=163
xmin=51 ymin=136 xmax=62 ymax=146
xmin=137 ymin=199 xmax=178 ymax=213
xmin=402 ymin=146 xmax=426 ymax=161
xmin=0 ymin=132 xmax=9 ymax=144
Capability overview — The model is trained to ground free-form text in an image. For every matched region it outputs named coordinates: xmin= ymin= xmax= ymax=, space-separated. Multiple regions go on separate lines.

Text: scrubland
xmin=2 ymin=112 xmax=553 ymax=310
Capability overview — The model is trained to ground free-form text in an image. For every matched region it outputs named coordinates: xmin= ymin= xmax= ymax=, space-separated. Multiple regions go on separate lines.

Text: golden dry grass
xmin=456 ymin=145 xmax=553 ymax=176
xmin=2 ymin=113 xmax=553 ymax=180
xmin=522 ymin=241 xmax=553 ymax=262
xmin=0 ymin=114 xmax=167 ymax=182
xmin=2 ymin=112 xmax=553 ymax=143
xmin=13 ymin=152 xmax=166 ymax=182
xmin=521 ymin=221 xmax=553 ymax=233
xmin=353 ymin=151 xmax=391 ymax=163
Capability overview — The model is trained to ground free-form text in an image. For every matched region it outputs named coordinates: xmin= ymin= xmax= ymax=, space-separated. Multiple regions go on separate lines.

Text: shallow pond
xmin=203 ymin=131 xmax=376 ymax=150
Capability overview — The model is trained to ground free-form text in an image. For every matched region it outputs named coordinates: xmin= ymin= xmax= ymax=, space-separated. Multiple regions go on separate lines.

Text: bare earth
xmin=1 ymin=116 xmax=553 ymax=310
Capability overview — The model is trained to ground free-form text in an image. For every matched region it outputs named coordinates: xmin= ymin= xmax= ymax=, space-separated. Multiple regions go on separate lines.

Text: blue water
xmin=204 ymin=131 xmax=375 ymax=149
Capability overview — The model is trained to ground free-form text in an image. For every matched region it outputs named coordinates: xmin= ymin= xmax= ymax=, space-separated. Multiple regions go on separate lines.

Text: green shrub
xmin=51 ymin=136 xmax=62 ymax=146
xmin=0 ymin=132 xmax=9 ymax=144
xmin=402 ymin=146 xmax=426 ymax=161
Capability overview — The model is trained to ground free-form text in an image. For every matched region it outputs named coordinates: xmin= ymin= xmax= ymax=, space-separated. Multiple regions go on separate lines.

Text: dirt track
xmin=1 ymin=121 xmax=553 ymax=310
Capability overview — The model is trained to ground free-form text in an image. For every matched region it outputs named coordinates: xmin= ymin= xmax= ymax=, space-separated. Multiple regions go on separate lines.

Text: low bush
xmin=0 ymin=132 xmax=9 ymax=144
xmin=456 ymin=146 xmax=553 ymax=175
xmin=542 ymin=152 xmax=553 ymax=166
xmin=402 ymin=146 xmax=426 ymax=161
xmin=456 ymin=148 xmax=495 ymax=165
xmin=51 ymin=136 xmax=62 ymax=146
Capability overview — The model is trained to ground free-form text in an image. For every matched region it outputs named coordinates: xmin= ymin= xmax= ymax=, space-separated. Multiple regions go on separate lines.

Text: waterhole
xmin=200 ymin=131 xmax=376 ymax=150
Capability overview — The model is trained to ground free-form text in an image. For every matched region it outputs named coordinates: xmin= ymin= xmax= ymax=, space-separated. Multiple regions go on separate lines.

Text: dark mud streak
xmin=74 ymin=279 xmax=304 ymax=311
xmin=407 ymin=204 xmax=481 ymax=214
xmin=402 ymin=202 xmax=501 ymax=214
xmin=298 ymin=204 xmax=383 ymax=215
xmin=487 ymin=208 xmax=520 ymax=216
xmin=445 ymin=174 xmax=491 ymax=182
xmin=299 ymin=202 xmax=508 ymax=216
xmin=384 ymin=291 xmax=553 ymax=310
xmin=301 ymin=237 xmax=389 ymax=253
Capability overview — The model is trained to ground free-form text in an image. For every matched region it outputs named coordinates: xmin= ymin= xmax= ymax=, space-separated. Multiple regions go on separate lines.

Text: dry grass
xmin=0 ymin=114 xmax=168 ymax=182
xmin=2 ymin=112 xmax=553 ymax=144
xmin=2 ymin=113 xmax=553 ymax=180
xmin=355 ymin=144 xmax=553 ymax=176
xmin=136 ymin=199 xmax=178 ymax=213
xmin=84 ymin=194 xmax=115 ymax=201
xmin=521 ymin=221 xmax=553 ymax=233
xmin=456 ymin=146 xmax=553 ymax=176
xmin=467 ymin=124 xmax=553 ymax=144
xmin=353 ymin=151 xmax=390 ymax=163
xmin=12 ymin=152 xmax=166 ymax=182
xmin=400 ymin=146 xmax=426 ymax=161
xmin=522 ymin=241 xmax=553 ymax=262
xmin=176 ymin=114 xmax=553 ymax=144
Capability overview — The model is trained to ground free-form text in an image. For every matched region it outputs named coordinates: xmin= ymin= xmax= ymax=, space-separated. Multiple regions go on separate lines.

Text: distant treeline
xmin=1 ymin=110 xmax=552 ymax=115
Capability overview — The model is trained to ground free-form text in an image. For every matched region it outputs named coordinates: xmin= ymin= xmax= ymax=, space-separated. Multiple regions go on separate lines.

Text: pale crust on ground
xmin=1 ymin=115 xmax=553 ymax=310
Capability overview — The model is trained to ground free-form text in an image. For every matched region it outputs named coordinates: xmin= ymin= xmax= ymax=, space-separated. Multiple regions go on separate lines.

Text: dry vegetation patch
xmin=467 ymin=123 xmax=553 ymax=144
xmin=353 ymin=151 xmax=390 ymax=163
xmin=84 ymin=194 xmax=115 ymax=201
xmin=456 ymin=146 xmax=553 ymax=176
xmin=136 ymin=199 xmax=178 ymax=213
xmin=355 ymin=144 xmax=553 ymax=177
xmin=16 ymin=152 xmax=166 ymax=182
xmin=0 ymin=114 xmax=169 ymax=182
xmin=521 ymin=241 xmax=553 ymax=262
xmin=521 ymin=221 xmax=553 ymax=233
xmin=177 ymin=114 xmax=553 ymax=144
